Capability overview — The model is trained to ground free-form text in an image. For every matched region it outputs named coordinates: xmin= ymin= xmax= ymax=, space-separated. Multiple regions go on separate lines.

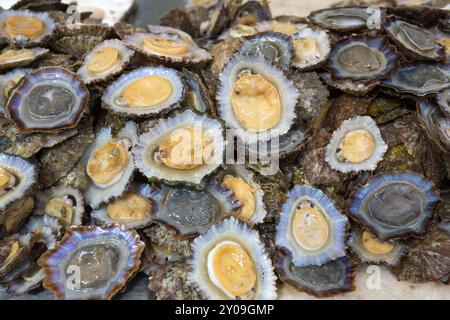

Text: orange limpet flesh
xmin=87 ymin=47 xmax=121 ymax=74
xmin=294 ymin=37 xmax=318 ymax=62
xmin=338 ymin=129 xmax=376 ymax=163
xmin=0 ymin=167 xmax=12 ymax=189
xmin=271 ymin=22 xmax=299 ymax=35
xmin=5 ymin=16 xmax=45 ymax=39
xmin=143 ymin=35 xmax=190 ymax=57
xmin=292 ymin=201 xmax=329 ymax=251
xmin=86 ymin=141 xmax=129 ymax=185
xmin=122 ymin=76 xmax=173 ymax=108
xmin=157 ymin=128 xmax=213 ymax=170
xmin=0 ymin=49 xmax=35 ymax=64
xmin=362 ymin=230 xmax=394 ymax=255
xmin=209 ymin=242 xmax=257 ymax=298
xmin=231 ymin=73 xmax=281 ymax=132
xmin=44 ymin=198 xmax=74 ymax=226
xmin=437 ymin=38 xmax=450 ymax=54
xmin=222 ymin=176 xmax=256 ymax=221
xmin=107 ymin=193 xmax=152 ymax=221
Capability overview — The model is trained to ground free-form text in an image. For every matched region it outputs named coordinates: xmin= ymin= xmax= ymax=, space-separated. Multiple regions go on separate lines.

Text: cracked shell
xmin=0 ymin=10 xmax=56 ymax=46
xmin=217 ymin=54 xmax=299 ymax=143
xmin=5 ymin=67 xmax=89 ymax=133
xmin=325 ymin=116 xmax=388 ymax=173
xmin=80 ymin=121 xmax=138 ymax=209
xmin=349 ymin=172 xmax=439 ymax=241
xmin=77 ymin=39 xmax=134 ymax=84
xmin=91 ymin=184 xmax=154 ymax=230
xmin=327 ymin=35 xmax=399 ymax=82
xmin=102 ymin=67 xmax=184 ymax=118
xmin=134 ymin=109 xmax=225 ymax=186
xmin=189 ymin=217 xmax=277 ymax=300
xmin=276 ymin=185 xmax=348 ymax=267
xmin=39 ymin=225 xmax=144 ymax=300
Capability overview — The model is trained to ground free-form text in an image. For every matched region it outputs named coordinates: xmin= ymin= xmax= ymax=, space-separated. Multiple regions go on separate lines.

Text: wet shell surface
xmin=327 ymin=35 xmax=399 ymax=82
xmin=217 ymin=54 xmax=299 ymax=143
xmin=91 ymin=184 xmax=154 ymax=230
xmin=149 ymin=182 xmax=241 ymax=238
xmin=77 ymin=39 xmax=134 ymax=84
xmin=39 ymin=225 xmax=144 ymax=300
xmin=189 ymin=217 xmax=277 ymax=300
xmin=134 ymin=109 xmax=225 ymax=186
xmin=0 ymin=153 xmax=36 ymax=212
xmin=276 ymin=185 xmax=348 ymax=267
xmin=325 ymin=116 xmax=388 ymax=173
xmin=0 ymin=47 xmax=48 ymax=72
xmin=0 ymin=10 xmax=56 ymax=46
xmin=5 ymin=67 xmax=89 ymax=133
xmin=102 ymin=67 xmax=184 ymax=117
xmin=382 ymin=62 xmax=450 ymax=97
xmin=275 ymin=252 xmax=355 ymax=297
xmin=349 ymin=172 xmax=439 ymax=241
xmin=80 ymin=121 xmax=138 ymax=209
xmin=347 ymin=229 xmax=407 ymax=266
xmin=291 ymin=27 xmax=331 ymax=70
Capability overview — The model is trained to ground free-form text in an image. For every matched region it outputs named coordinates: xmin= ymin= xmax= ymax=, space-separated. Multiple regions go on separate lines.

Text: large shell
xmin=349 ymin=172 xmax=439 ymax=241
xmin=6 ymin=67 xmax=89 ymax=133
xmin=91 ymin=184 xmax=154 ymax=230
xmin=326 ymin=35 xmax=399 ymax=82
xmin=382 ymin=62 xmax=450 ymax=97
xmin=150 ymin=182 xmax=240 ymax=238
xmin=385 ymin=18 xmax=445 ymax=61
xmin=188 ymin=217 xmax=277 ymax=300
xmin=80 ymin=121 xmax=138 ymax=209
xmin=275 ymin=251 xmax=355 ymax=298
xmin=102 ymin=67 xmax=185 ymax=118
xmin=276 ymin=185 xmax=348 ymax=266
xmin=77 ymin=39 xmax=135 ymax=84
xmin=217 ymin=54 xmax=299 ymax=143
xmin=134 ymin=109 xmax=225 ymax=186
xmin=0 ymin=10 xmax=56 ymax=46
xmin=308 ymin=6 xmax=386 ymax=32
xmin=39 ymin=225 xmax=144 ymax=300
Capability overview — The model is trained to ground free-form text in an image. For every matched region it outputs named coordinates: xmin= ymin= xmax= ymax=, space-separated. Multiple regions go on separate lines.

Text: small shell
xmin=292 ymin=28 xmax=331 ymax=70
xmin=0 ymin=47 xmax=48 ymax=72
xmin=0 ymin=68 xmax=32 ymax=114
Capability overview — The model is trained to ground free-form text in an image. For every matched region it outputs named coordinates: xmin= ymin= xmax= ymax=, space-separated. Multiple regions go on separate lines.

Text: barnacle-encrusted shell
xmin=275 ymin=251 xmax=355 ymax=297
xmin=382 ymin=62 xmax=450 ymax=97
xmin=81 ymin=121 xmax=138 ymax=208
xmin=214 ymin=165 xmax=267 ymax=225
xmin=0 ymin=47 xmax=47 ymax=72
xmin=238 ymin=32 xmax=293 ymax=70
xmin=347 ymin=229 xmax=407 ymax=265
xmin=0 ymin=10 xmax=56 ymax=46
xmin=325 ymin=116 xmax=388 ymax=173
xmin=327 ymin=35 xmax=398 ymax=82
xmin=123 ymin=31 xmax=211 ymax=65
xmin=385 ymin=18 xmax=445 ymax=61
xmin=217 ymin=54 xmax=299 ymax=143
xmin=292 ymin=28 xmax=330 ymax=70
xmin=349 ymin=172 xmax=438 ymax=241
xmin=150 ymin=182 xmax=240 ymax=238
xmin=77 ymin=39 xmax=134 ymax=84
xmin=418 ymin=100 xmax=450 ymax=153
xmin=0 ymin=68 xmax=32 ymax=113
xmin=0 ymin=153 xmax=35 ymax=212
xmin=134 ymin=109 xmax=225 ymax=186
xmin=40 ymin=225 xmax=144 ymax=300
xmin=91 ymin=184 xmax=154 ymax=229
xmin=276 ymin=185 xmax=348 ymax=267
xmin=34 ymin=186 xmax=84 ymax=227
xmin=308 ymin=7 xmax=385 ymax=32
xmin=189 ymin=217 xmax=277 ymax=300
xmin=102 ymin=67 xmax=184 ymax=117
xmin=6 ymin=67 xmax=89 ymax=133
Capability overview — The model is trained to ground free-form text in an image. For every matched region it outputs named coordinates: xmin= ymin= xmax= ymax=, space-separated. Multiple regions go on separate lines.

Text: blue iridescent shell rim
xmin=276 ymin=184 xmax=348 ymax=267
xmin=6 ymin=67 xmax=89 ymax=133
xmin=40 ymin=225 xmax=144 ymax=300
xmin=326 ymin=35 xmax=399 ymax=82
xmin=349 ymin=172 xmax=439 ymax=241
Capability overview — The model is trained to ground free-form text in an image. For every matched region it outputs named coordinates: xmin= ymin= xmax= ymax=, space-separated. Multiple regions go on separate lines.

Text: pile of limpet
xmin=0 ymin=0 xmax=449 ymax=300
